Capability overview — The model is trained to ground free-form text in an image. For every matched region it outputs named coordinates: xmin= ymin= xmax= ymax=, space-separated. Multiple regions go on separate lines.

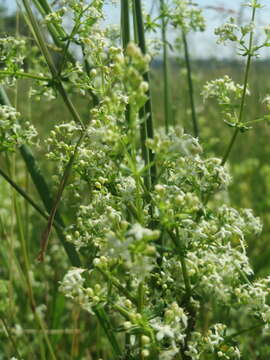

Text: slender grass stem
xmin=221 ymin=6 xmax=256 ymax=166
xmin=0 ymin=71 xmax=51 ymax=82
xmin=138 ymin=282 xmax=144 ymax=360
xmin=32 ymin=0 xmax=67 ymax=44
xmin=0 ymin=167 xmax=62 ymax=230
xmin=182 ymin=30 xmax=198 ymax=138
xmin=160 ymin=0 xmax=171 ymax=133
xmin=225 ymin=322 xmax=264 ymax=341
xmin=121 ymin=0 xmax=131 ymax=127
xmin=93 ymin=306 xmax=122 ymax=358
xmin=121 ymin=0 xmax=131 ymax=49
xmin=14 ymin=199 xmax=57 ymax=360
xmin=168 ymin=229 xmax=194 ymax=360
xmin=169 ymin=230 xmax=191 ymax=298
xmin=133 ymin=0 xmax=157 ymax=186
xmin=21 ymin=0 xmax=58 ymax=76
xmin=0 ymin=328 xmax=81 ymax=335
xmin=0 ymin=316 xmax=23 ymax=360
xmin=132 ymin=1 xmax=138 ymax=43
xmin=96 ymin=267 xmax=138 ymax=306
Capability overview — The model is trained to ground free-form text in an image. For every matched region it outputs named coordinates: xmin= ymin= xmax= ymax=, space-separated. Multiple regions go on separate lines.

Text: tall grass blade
xmin=160 ymin=0 xmax=171 ymax=133
xmin=133 ymin=0 xmax=157 ymax=186
xmin=182 ymin=30 xmax=199 ymax=138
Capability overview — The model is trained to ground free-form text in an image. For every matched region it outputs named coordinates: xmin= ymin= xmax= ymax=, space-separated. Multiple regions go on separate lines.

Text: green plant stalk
xmin=21 ymin=0 xmax=57 ymax=76
xmin=0 ymin=316 xmax=23 ymax=360
xmin=34 ymin=0 xmax=68 ymax=44
xmin=32 ymin=0 xmax=67 ymax=45
xmin=121 ymin=0 xmax=131 ymax=49
xmin=169 ymin=230 xmax=191 ymax=297
xmin=0 ymin=71 xmax=51 ymax=81
xmin=0 ymin=328 xmax=81 ymax=335
xmin=14 ymin=199 xmax=57 ymax=360
xmin=0 ymin=167 xmax=61 ymax=230
xmin=132 ymin=0 xmax=138 ymax=43
xmin=225 ymin=322 xmax=264 ymax=341
xmin=221 ymin=6 xmax=257 ymax=166
xmin=19 ymin=145 xmax=63 ymax=228
xmin=182 ymin=30 xmax=198 ymax=138
xmin=168 ymin=230 xmax=193 ymax=360
xmin=0 ymin=87 xmax=81 ymax=266
xmin=133 ymin=0 xmax=157 ymax=186
xmin=121 ymin=0 xmax=131 ymax=127
xmin=139 ymin=108 xmax=152 ymax=191
xmin=97 ymin=267 xmax=138 ymax=306
xmin=160 ymin=0 xmax=171 ymax=133
xmin=38 ymin=131 xmax=86 ymax=261
xmin=138 ymin=282 xmax=144 ymax=360
xmin=20 ymin=145 xmax=81 ymax=266
xmin=93 ymin=306 xmax=122 ymax=358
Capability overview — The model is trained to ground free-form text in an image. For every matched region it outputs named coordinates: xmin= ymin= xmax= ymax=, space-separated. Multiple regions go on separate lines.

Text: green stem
xmin=133 ymin=0 xmax=157 ymax=186
xmin=221 ymin=6 xmax=256 ymax=166
xmin=169 ymin=230 xmax=191 ymax=298
xmin=21 ymin=0 xmax=58 ymax=76
xmin=121 ymin=0 xmax=131 ymax=127
xmin=0 ymin=167 xmax=62 ymax=230
xmin=93 ymin=306 xmax=122 ymax=358
xmin=0 ymin=316 xmax=23 ymax=360
xmin=121 ymin=0 xmax=131 ymax=49
xmin=0 ymin=71 xmax=51 ymax=82
xmin=225 ymin=322 xmax=264 ymax=341
xmin=138 ymin=282 xmax=144 ymax=360
xmin=160 ymin=0 xmax=171 ymax=133
xmin=38 ymin=132 xmax=86 ymax=261
xmin=32 ymin=0 xmax=67 ymax=44
xmin=14 ymin=199 xmax=57 ymax=360
xmin=168 ymin=230 xmax=194 ymax=360
xmin=96 ymin=267 xmax=138 ymax=306
xmin=182 ymin=30 xmax=198 ymax=138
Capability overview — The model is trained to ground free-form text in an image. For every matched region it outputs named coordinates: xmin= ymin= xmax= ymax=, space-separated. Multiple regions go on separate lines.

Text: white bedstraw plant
xmin=1 ymin=0 xmax=270 ymax=358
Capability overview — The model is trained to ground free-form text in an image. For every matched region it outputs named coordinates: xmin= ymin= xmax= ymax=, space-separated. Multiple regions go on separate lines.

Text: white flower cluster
xmin=169 ymin=0 xmax=205 ymax=33
xmin=0 ymin=37 xmax=26 ymax=76
xmin=186 ymin=324 xmax=241 ymax=359
xmin=59 ymin=267 xmax=106 ymax=314
xmin=202 ymin=76 xmax=248 ymax=125
xmin=0 ymin=105 xmax=37 ymax=152
xmin=202 ymin=76 xmax=245 ymax=106
xmin=59 ymin=118 xmax=268 ymax=357
xmin=214 ymin=18 xmax=240 ymax=44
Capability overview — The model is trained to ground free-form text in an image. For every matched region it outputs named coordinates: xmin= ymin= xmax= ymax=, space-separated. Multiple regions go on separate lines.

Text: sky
xmin=1 ymin=0 xmax=270 ymax=59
